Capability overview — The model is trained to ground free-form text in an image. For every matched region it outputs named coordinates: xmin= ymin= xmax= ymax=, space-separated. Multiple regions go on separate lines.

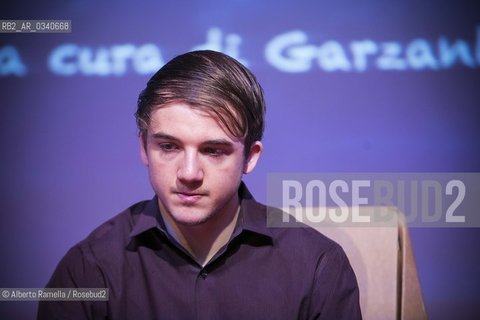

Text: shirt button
xmin=200 ymin=272 xmax=208 ymax=279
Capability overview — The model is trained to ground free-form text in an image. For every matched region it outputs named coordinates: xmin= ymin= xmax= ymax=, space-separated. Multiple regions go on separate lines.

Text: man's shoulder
xmin=247 ymin=202 xmax=352 ymax=283
xmin=256 ymin=203 xmax=343 ymax=257
xmin=45 ymin=200 xmax=152 ymax=288
xmin=72 ymin=199 xmax=151 ymax=258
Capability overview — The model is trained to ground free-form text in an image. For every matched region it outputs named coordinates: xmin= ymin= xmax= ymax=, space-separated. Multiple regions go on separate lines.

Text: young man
xmin=38 ymin=50 xmax=361 ymax=319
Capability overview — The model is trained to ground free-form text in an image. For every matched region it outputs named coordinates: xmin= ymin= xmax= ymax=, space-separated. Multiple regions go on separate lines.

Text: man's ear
xmin=139 ymin=134 xmax=149 ymax=166
xmin=243 ymin=141 xmax=263 ymax=174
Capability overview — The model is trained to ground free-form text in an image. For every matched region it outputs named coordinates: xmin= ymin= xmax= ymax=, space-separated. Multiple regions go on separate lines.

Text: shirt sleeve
xmin=310 ymin=243 xmax=363 ymax=319
xmin=36 ymin=244 xmax=109 ymax=320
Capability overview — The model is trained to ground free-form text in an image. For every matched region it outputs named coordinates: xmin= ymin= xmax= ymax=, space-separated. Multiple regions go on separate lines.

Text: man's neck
xmin=160 ymin=202 xmax=240 ymax=267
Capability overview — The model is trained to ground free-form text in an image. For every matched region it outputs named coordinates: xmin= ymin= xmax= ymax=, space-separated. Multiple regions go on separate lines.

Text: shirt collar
xmin=235 ymin=182 xmax=273 ymax=240
xmin=128 ymin=182 xmax=273 ymax=241
xmin=129 ymin=195 xmax=166 ymax=238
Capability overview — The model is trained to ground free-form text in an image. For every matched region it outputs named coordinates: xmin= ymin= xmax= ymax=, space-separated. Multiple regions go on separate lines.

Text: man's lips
xmin=174 ymin=191 xmax=206 ymax=204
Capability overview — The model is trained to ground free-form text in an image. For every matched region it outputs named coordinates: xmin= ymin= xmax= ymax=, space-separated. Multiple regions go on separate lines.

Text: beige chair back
xmin=285 ymin=206 xmax=427 ymax=320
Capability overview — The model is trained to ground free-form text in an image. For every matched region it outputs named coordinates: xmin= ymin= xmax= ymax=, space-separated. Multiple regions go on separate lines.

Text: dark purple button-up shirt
xmin=38 ymin=184 xmax=361 ymax=319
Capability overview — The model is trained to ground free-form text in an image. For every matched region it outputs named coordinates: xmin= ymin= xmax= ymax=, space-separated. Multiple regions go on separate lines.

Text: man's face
xmin=140 ymin=102 xmax=262 ymax=226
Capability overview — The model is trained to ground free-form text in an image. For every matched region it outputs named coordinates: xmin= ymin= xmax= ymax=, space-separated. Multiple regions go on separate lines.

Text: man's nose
xmin=177 ymin=151 xmax=204 ymax=183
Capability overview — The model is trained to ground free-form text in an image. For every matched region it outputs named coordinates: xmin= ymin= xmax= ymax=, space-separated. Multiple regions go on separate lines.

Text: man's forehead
xmin=148 ymin=103 xmax=244 ymax=144
xmin=150 ymin=102 xmax=211 ymax=120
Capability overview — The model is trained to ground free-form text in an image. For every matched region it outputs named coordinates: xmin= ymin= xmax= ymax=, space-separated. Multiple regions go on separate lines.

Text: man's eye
xmin=204 ymin=147 xmax=225 ymax=156
xmin=159 ymin=143 xmax=178 ymax=152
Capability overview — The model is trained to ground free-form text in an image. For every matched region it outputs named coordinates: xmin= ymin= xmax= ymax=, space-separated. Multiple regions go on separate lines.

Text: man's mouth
xmin=174 ymin=191 xmax=206 ymax=204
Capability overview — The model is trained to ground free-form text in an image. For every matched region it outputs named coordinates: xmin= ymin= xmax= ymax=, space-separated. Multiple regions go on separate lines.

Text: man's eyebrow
xmin=203 ymin=139 xmax=234 ymax=147
xmin=151 ymin=132 xmax=234 ymax=147
xmin=151 ymin=132 xmax=180 ymax=142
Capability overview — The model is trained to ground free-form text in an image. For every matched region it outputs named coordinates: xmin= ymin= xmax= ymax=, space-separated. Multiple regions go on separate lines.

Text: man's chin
xmin=171 ymin=211 xmax=212 ymax=227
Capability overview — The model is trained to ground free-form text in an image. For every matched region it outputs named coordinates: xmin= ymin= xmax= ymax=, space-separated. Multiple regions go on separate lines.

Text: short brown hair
xmin=135 ymin=50 xmax=266 ymax=156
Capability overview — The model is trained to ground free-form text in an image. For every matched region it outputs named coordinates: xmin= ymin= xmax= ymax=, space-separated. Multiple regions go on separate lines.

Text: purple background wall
xmin=1 ymin=0 xmax=479 ymax=318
